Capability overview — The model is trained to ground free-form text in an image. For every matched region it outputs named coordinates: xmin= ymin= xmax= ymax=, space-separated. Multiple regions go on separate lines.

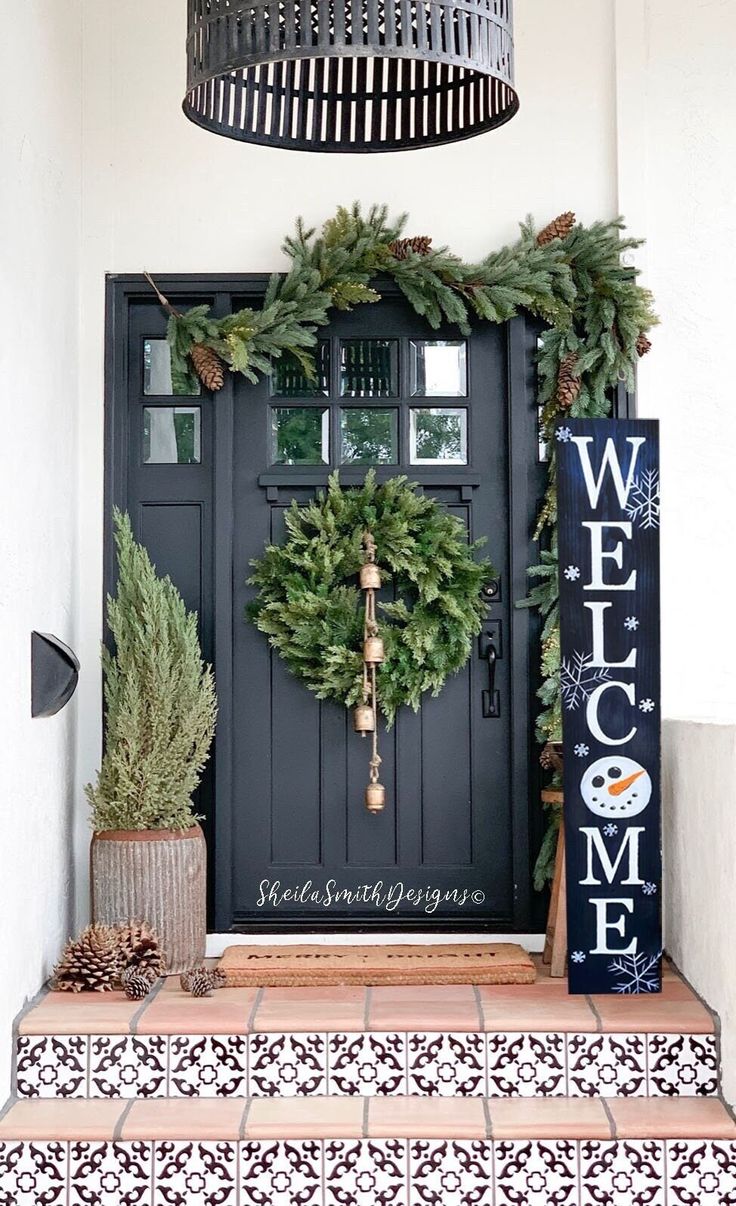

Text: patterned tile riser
xmin=15 ymin=1032 xmax=720 ymax=1098
xmin=2 ymin=1139 xmax=736 ymax=1203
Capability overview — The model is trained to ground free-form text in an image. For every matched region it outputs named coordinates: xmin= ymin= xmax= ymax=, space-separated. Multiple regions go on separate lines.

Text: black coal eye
xmin=592 ymin=776 xmax=605 ymax=788
xmin=608 ymin=766 xmax=622 ymax=779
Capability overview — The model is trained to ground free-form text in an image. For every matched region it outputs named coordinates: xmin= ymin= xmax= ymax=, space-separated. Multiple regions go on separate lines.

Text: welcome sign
xmin=556 ymin=419 xmax=661 ymax=995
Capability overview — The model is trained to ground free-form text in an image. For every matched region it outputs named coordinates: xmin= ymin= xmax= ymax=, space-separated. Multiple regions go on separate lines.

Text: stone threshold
xmin=1 ymin=1095 xmax=735 ymax=1141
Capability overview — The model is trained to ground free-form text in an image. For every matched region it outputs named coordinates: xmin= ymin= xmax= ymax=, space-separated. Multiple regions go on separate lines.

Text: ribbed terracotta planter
xmin=91 ymin=825 xmax=206 ymax=974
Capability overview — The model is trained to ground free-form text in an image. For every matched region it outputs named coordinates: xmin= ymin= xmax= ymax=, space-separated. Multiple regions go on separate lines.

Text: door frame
xmin=105 ymin=273 xmax=634 ymax=934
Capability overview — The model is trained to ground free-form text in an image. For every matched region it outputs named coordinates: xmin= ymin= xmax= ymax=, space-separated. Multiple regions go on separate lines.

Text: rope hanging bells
xmin=183 ymin=0 xmax=519 ymax=153
xmin=356 ymin=532 xmax=386 ymax=814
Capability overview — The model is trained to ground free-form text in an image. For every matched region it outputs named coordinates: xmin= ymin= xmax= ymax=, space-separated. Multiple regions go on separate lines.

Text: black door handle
xmin=481 ymin=640 xmax=500 ymax=719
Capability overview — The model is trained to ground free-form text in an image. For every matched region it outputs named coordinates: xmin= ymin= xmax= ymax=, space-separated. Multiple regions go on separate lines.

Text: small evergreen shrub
xmin=86 ymin=509 xmax=217 ymax=832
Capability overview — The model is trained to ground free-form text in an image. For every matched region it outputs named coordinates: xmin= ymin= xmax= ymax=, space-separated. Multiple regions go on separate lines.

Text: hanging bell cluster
xmin=354 ymin=532 xmax=386 ymax=814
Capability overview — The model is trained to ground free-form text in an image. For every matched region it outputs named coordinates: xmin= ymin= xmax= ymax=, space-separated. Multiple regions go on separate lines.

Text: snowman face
xmin=580 ymin=757 xmax=652 ymax=819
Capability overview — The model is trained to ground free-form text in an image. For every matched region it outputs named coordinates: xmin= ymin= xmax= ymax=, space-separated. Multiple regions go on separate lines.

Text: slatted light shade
xmin=184 ymin=0 xmax=518 ymax=153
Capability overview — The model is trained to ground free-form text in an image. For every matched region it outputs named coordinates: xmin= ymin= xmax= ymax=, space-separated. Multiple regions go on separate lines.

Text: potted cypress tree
xmin=87 ymin=510 xmax=217 ymax=973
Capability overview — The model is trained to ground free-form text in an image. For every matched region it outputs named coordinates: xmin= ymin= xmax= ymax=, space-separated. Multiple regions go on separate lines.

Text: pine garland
xmin=158 ymin=203 xmax=657 ymax=882
xmin=247 ymin=472 xmax=491 ymax=726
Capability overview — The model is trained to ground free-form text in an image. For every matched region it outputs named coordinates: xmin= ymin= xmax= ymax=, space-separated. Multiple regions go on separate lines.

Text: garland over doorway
xmin=149 ymin=204 xmax=657 ymax=872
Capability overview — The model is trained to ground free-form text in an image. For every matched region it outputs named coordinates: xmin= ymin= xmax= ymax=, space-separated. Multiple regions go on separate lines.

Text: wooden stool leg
xmin=550 ymin=834 xmax=567 ymax=978
xmin=543 ymin=822 xmax=566 ymax=973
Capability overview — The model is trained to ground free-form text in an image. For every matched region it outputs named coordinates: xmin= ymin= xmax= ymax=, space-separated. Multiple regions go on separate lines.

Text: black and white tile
xmin=16 ymin=1035 xmax=88 ymax=1099
xmin=241 ymin=1139 xmax=322 ymax=1205
xmin=487 ymin=1033 xmax=566 ymax=1097
xmin=69 ymin=1140 xmax=152 ymax=1205
xmin=648 ymin=1034 xmax=719 ymax=1096
xmin=407 ymin=1033 xmax=486 ymax=1096
xmin=494 ymin=1140 xmax=577 ymax=1206
xmin=324 ymin=1139 xmax=407 ymax=1205
xmin=666 ymin=1139 xmax=736 ymax=1204
xmin=89 ymin=1035 xmax=167 ymax=1098
xmin=168 ymin=1035 xmax=248 ymax=1098
xmin=13 ymin=1028 xmax=722 ymax=1100
xmin=580 ymin=1139 xmax=665 ymax=1206
xmin=154 ymin=1140 xmax=238 ymax=1205
xmin=567 ymin=1033 xmax=647 ymax=1097
xmin=0 ymin=1140 xmax=68 ymax=1203
xmin=411 ymin=1139 xmax=493 ymax=1205
xmin=6 ymin=1138 xmax=736 ymax=1203
xmin=328 ymin=1033 xmax=407 ymax=1096
xmin=248 ymin=1033 xmax=327 ymax=1096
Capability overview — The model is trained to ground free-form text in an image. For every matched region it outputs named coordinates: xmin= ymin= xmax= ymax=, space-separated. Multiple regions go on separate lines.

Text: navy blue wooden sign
xmin=556 ymin=419 xmax=661 ymax=995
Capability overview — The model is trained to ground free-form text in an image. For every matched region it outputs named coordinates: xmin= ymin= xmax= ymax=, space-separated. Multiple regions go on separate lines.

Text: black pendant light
xmin=183 ymin=0 xmax=518 ymax=153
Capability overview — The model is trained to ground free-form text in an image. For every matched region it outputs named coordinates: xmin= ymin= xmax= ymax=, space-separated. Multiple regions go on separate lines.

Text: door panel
xmin=231 ymin=300 xmax=512 ymax=925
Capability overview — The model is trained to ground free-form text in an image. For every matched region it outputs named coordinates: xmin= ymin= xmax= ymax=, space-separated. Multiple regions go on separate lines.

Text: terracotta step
xmin=1 ymin=1096 xmax=735 ymax=1203
xmin=18 ymin=960 xmax=714 ymax=1036
xmin=15 ymin=963 xmax=719 ymax=1101
xmin=2 ymin=1093 xmax=734 ymax=1140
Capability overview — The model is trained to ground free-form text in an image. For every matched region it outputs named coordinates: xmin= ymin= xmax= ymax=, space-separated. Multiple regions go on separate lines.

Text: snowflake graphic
xmin=639 ymin=699 xmax=655 ymax=713
xmin=555 ymin=426 xmax=572 ymax=443
xmin=574 ymin=743 xmax=590 ymax=758
xmin=624 ymin=617 xmax=639 ymax=632
xmin=642 ymin=882 xmax=658 ymax=896
xmin=560 ymin=652 xmax=610 ymax=712
xmin=571 ymin=951 xmax=586 ymax=964
xmin=626 ymin=469 xmax=660 ymax=530
xmin=609 ymin=952 xmax=661 ymax=994
xmin=602 ymin=823 xmax=619 ymax=837
xmin=564 ymin=565 xmax=581 ymax=582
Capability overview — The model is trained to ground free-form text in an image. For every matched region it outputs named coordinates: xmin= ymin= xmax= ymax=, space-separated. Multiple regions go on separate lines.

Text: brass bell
xmin=365 ymin=782 xmax=386 ymax=813
xmin=353 ymin=703 xmax=375 ymax=732
xmin=360 ymin=562 xmax=381 ymax=590
xmin=363 ymin=635 xmax=385 ymax=664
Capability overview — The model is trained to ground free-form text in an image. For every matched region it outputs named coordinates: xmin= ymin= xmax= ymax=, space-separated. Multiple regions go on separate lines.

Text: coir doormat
xmin=217 ymin=943 xmax=535 ymax=987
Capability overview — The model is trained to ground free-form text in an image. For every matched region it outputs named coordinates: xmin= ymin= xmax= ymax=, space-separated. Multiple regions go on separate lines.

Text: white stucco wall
xmin=616 ymin=0 xmax=736 ymax=721
xmin=0 ymin=3 xmax=82 ymax=1099
xmin=664 ymin=720 xmax=736 ymax=1104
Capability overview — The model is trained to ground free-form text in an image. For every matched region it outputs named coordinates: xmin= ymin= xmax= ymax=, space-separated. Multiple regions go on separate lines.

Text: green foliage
xmin=161 ymin=202 xmax=658 ymax=884
xmin=247 ymin=472 xmax=491 ymax=725
xmin=86 ymin=510 xmax=218 ymax=832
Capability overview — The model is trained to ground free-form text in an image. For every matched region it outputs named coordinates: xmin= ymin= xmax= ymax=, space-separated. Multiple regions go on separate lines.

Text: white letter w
xmin=571 ymin=437 xmax=646 ymax=509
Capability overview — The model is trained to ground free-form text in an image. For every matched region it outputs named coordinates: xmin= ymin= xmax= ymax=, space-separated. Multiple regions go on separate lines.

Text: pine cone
xmin=51 ymin=924 xmax=122 ymax=993
xmin=539 ymin=742 xmax=564 ymax=774
xmin=388 ymin=235 xmax=433 ymax=260
xmin=636 ymin=333 xmax=652 ymax=357
xmin=555 ymin=353 xmax=581 ymax=410
xmin=537 ymin=212 xmax=576 ymax=246
xmin=121 ymin=966 xmax=156 ymax=1002
xmin=180 ymin=967 xmax=227 ymax=997
xmin=190 ymin=343 xmax=225 ymax=392
xmin=117 ymin=921 xmax=166 ymax=980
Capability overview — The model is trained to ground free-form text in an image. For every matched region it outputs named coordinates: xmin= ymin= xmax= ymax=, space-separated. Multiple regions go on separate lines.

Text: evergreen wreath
xmin=152 ymin=202 xmax=657 ymax=880
xmin=247 ymin=471 xmax=491 ymax=726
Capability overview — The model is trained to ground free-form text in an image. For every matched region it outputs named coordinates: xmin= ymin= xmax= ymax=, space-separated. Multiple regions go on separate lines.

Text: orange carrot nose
xmin=608 ymin=770 xmax=645 ymax=796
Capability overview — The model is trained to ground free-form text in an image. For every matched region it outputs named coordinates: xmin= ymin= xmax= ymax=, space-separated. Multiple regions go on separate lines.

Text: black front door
xmin=108 ymin=277 xmax=545 ymax=932
xmin=234 ymin=299 xmax=517 ymax=928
